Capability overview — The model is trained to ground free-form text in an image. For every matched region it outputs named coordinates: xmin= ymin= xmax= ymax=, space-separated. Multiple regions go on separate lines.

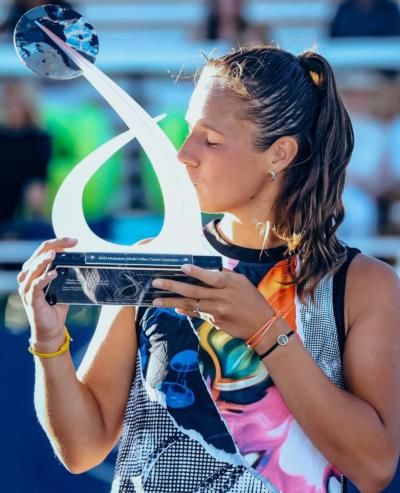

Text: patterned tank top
xmin=111 ymin=220 xmax=359 ymax=493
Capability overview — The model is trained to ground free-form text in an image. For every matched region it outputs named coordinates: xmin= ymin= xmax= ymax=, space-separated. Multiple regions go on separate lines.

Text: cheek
xmin=199 ymin=145 xmax=263 ymax=194
xmin=197 ymin=165 xmax=262 ymax=213
xmin=220 ymin=150 xmax=261 ymax=188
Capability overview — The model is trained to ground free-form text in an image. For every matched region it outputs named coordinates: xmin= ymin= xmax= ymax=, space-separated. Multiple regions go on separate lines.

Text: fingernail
xmin=153 ymin=299 xmax=163 ymax=307
xmin=152 ymin=279 xmax=163 ymax=288
xmin=181 ymin=264 xmax=191 ymax=274
xmin=67 ymin=237 xmax=78 ymax=243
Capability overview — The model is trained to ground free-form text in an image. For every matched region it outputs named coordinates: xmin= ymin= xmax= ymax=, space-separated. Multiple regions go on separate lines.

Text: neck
xmin=214 ymin=172 xmax=286 ymax=249
xmin=217 ymin=212 xmax=285 ymax=250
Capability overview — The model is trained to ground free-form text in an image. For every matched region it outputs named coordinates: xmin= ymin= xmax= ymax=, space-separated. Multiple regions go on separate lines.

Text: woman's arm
xmin=34 ymin=305 xmax=137 ymax=473
xmin=25 ymin=238 xmax=156 ymax=473
xmin=256 ymin=254 xmax=400 ymax=493
xmin=151 ymin=256 xmax=400 ymax=492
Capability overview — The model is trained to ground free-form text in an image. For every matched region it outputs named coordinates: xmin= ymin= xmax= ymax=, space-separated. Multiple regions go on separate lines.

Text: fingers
xmin=155 ymin=296 xmax=213 ymax=318
xmin=29 ymin=269 xmax=58 ymax=304
xmin=153 ymin=296 xmax=193 ymax=310
xmin=30 ymin=237 xmax=78 ymax=261
xmin=17 ymin=270 xmax=27 ymax=283
xmin=152 ymin=277 xmax=212 ymax=300
xmin=18 ymin=250 xmax=56 ymax=300
xmin=151 ymin=265 xmax=227 ymax=301
xmin=181 ymin=264 xmax=227 ymax=289
xmin=18 ymin=237 xmax=77 ymax=284
xmin=151 ymin=267 xmax=229 ymax=320
xmin=174 ymin=301 xmax=216 ymax=325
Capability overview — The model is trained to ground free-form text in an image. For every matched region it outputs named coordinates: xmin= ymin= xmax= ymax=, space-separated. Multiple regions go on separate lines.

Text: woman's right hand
xmin=17 ymin=237 xmax=78 ymax=349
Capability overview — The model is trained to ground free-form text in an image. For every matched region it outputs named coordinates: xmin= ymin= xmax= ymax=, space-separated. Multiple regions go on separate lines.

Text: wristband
xmin=28 ymin=327 xmax=72 ymax=359
xmin=257 ymin=330 xmax=294 ymax=360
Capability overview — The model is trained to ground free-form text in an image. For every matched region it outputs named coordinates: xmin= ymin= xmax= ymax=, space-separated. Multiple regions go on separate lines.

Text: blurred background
xmin=0 ymin=0 xmax=400 ymax=492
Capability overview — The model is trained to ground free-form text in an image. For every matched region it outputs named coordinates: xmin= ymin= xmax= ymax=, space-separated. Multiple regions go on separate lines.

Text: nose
xmin=177 ymin=137 xmax=199 ymax=168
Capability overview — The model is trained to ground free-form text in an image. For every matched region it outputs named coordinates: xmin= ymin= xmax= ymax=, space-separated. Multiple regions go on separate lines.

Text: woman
xmin=18 ymin=46 xmax=400 ymax=493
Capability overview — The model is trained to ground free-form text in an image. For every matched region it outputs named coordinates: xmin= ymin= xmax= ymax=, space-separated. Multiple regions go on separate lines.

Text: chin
xmin=197 ymin=192 xmax=234 ymax=215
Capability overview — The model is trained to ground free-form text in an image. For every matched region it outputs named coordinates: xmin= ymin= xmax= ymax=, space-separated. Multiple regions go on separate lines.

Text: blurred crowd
xmin=0 ymin=0 xmax=399 ymax=241
xmin=1 ymin=2 xmax=400 ymax=493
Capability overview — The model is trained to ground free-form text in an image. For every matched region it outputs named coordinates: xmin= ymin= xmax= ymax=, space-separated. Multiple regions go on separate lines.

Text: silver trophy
xmin=14 ymin=5 xmax=222 ymax=306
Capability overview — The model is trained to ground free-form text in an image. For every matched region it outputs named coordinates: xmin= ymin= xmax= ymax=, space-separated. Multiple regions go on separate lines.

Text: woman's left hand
xmin=151 ymin=264 xmax=274 ymax=340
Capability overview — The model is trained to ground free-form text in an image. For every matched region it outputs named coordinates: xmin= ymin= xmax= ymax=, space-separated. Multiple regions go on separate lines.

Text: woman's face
xmin=178 ymin=73 xmax=271 ymax=216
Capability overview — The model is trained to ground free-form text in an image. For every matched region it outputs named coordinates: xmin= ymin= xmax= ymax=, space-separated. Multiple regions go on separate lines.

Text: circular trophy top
xmin=14 ymin=4 xmax=99 ymax=80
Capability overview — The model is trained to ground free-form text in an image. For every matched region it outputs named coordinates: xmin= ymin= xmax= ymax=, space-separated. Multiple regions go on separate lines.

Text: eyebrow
xmin=185 ymin=119 xmax=225 ymax=136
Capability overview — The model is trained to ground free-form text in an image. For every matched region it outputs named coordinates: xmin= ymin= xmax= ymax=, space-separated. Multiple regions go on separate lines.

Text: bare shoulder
xmin=342 ymin=254 xmax=400 ymax=468
xmin=347 ymin=253 xmax=400 ymax=291
xmin=345 ymin=253 xmax=400 ymax=332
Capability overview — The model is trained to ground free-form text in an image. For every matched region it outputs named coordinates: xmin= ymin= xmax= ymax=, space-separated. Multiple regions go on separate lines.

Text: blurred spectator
xmin=329 ymin=1 xmax=400 ymax=237
xmin=203 ymin=0 xmax=266 ymax=45
xmin=0 ymin=0 xmax=72 ymax=36
xmin=338 ymin=72 xmax=400 ymax=237
xmin=0 ymin=80 xmax=52 ymax=239
xmin=329 ymin=0 xmax=400 ymax=38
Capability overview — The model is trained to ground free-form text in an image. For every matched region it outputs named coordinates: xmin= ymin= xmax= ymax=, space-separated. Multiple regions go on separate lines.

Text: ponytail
xmin=285 ymin=51 xmax=354 ymax=299
xmin=206 ymin=46 xmax=355 ymax=301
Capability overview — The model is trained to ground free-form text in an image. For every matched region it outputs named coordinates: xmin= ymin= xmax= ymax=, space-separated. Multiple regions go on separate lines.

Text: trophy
xmin=14 ymin=4 xmax=222 ymax=306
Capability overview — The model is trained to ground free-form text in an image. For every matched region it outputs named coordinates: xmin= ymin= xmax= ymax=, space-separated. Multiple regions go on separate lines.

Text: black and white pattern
xmin=112 ymin=246 xmax=350 ymax=493
xmin=112 ymin=357 xmax=278 ymax=493
xmin=298 ymin=275 xmax=344 ymax=389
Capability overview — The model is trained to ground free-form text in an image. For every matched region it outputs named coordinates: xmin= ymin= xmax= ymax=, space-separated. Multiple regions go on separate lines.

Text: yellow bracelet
xmin=28 ymin=327 xmax=72 ymax=359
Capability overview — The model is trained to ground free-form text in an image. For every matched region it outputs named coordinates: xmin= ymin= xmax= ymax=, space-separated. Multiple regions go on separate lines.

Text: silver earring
xmin=270 ymin=170 xmax=277 ymax=182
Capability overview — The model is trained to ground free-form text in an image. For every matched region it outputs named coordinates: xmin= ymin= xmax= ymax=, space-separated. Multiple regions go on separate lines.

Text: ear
xmin=268 ymin=136 xmax=298 ymax=174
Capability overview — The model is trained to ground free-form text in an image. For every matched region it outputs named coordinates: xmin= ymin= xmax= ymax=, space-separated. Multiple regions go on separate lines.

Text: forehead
xmin=185 ymin=70 xmax=246 ymax=128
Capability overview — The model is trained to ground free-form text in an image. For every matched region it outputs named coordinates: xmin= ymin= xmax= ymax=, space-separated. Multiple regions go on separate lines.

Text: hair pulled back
xmin=205 ymin=45 xmax=354 ymax=300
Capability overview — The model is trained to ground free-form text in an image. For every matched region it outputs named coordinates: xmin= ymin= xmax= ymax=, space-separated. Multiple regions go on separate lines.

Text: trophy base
xmin=44 ymin=252 xmax=222 ymax=306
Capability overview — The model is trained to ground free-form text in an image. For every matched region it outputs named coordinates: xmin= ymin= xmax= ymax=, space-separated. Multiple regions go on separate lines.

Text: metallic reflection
xmin=14 ymin=4 xmax=98 ymax=80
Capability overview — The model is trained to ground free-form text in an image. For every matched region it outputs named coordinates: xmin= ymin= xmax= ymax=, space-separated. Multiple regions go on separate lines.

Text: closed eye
xmin=206 ymin=140 xmax=220 ymax=148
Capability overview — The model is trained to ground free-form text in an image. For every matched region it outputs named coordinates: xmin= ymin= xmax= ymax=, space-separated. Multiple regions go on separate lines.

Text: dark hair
xmin=204 ymin=45 xmax=354 ymax=300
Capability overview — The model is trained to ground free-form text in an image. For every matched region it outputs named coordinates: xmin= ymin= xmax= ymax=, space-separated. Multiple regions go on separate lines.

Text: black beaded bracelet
xmin=257 ymin=330 xmax=294 ymax=360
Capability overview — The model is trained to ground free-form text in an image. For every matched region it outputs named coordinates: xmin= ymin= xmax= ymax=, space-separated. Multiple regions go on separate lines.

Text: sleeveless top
xmin=111 ymin=221 xmax=360 ymax=493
